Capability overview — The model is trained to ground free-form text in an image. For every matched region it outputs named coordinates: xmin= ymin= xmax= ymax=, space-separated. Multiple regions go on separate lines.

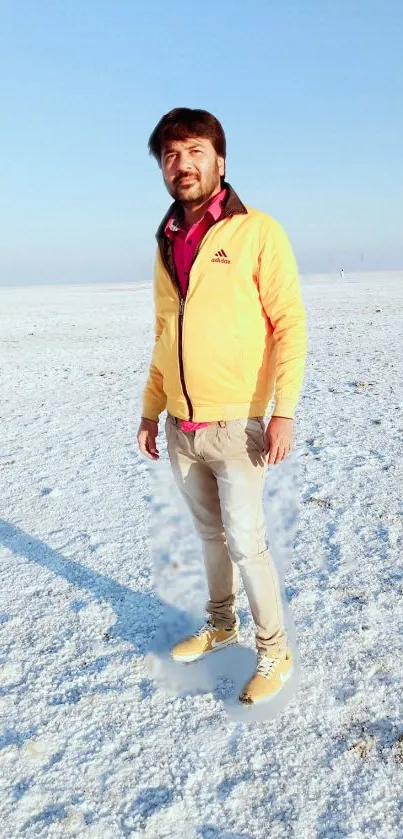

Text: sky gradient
xmin=2 ymin=0 xmax=403 ymax=284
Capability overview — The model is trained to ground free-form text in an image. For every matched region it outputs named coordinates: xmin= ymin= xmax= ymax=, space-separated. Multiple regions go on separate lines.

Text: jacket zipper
xmin=163 ymin=213 xmax=238 ymax=420
xmin=178 ymin=226 xmax=223 ymax=420
xmin=156 ymin=185 xmax=247 ymax=422
xmin=163 ymin=226 xmax=218 ymax=422
xmin=178 ymin=296 xmax=193 ymax=420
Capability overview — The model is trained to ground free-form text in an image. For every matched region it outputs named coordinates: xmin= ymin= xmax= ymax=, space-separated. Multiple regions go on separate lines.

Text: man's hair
xmin=148 ymin=107 xmax=227 ymax=163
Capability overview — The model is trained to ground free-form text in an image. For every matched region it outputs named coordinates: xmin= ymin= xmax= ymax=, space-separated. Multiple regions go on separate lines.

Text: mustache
xmin=174 ymin=173 xmax=199 ymax=185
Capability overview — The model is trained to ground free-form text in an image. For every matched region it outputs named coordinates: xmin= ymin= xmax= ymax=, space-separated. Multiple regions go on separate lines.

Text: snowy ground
xmin=1 ymin=273 xmax=402 ymax=838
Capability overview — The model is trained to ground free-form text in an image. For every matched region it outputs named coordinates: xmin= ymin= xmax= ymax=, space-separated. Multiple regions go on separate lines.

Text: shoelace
xmin=193 ymin=622 xmax=216 ymax=638
xmin=256 ymin=654 xmax=279 ymax=679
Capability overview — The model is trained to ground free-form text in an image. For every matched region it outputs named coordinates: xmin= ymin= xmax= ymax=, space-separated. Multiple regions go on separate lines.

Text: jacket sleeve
xmin=258 ymin=218 xmax=307 ymax=419
xmin=141 ymin=252 xmax=167 ymax=422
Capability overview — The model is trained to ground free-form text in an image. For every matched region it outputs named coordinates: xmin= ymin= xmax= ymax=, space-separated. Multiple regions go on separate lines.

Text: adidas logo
xmin=211 ymin=249 xmax=230 ymax=264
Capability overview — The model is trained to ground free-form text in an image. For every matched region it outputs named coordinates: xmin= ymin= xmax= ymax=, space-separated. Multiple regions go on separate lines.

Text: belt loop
xmin=218 ymin=420 xmax=226 ymax=428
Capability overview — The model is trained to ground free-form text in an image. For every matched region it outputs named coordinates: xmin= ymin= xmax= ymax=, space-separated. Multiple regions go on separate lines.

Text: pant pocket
xmin=228 ymin=419 xmax=264 ymax=454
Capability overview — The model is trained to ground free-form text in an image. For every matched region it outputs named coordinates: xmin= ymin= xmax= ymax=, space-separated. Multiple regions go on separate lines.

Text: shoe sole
xmin=239 ymin=665 xmax=294 ymax=705
xmin=170 ymin=635 xmax=239 ymax=664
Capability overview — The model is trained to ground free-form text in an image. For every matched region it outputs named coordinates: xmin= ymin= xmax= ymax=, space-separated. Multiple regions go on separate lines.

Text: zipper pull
xmin=179 ymin=298 xmax=185 ymax=316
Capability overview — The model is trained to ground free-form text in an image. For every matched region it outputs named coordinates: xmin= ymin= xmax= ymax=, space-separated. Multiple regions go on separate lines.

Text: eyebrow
xmin=164 ymin=141 xmax=205 ymax=154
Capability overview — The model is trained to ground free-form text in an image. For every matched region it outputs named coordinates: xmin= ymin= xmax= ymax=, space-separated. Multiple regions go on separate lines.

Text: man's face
xmin=161 ymin=136 xmax=225 ymax=206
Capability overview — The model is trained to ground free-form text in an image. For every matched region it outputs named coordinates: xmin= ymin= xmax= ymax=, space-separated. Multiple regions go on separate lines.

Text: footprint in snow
xmin=41 ymin=487 xmax=62 ymax=497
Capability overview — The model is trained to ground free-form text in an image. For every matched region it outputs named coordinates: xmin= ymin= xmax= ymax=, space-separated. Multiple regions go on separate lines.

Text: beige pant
xmin=165 ymin=415 xmax=286 ymax=655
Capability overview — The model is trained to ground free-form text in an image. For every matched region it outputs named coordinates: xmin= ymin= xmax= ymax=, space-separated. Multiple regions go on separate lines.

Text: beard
xmin=166 ymin=162 xmax=222 ymax=207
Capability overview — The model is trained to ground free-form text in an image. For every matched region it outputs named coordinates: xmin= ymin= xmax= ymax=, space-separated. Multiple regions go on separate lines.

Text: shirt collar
xmin=156 ymin=182 xmax=248 ymax=245
xmin=164 ymin=186 xmax=227 ymax=238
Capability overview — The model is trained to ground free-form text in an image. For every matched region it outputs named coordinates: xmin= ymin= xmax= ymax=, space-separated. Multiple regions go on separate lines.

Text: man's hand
xmin=264 ymin=416 xmax=294 ymax=465
xmin=137 ymin=418 xmax=159 ymax=461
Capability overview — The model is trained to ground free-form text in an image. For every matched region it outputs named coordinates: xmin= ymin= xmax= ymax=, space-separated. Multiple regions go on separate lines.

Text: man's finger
xmin=275 ymin=445 xmax=286 ymax=464
xmin=146 ymin=435 xmax=159 ymax=460
xmin=138 ymin=434 xmax=151 ymax=458
xmin=267 ymin=442 xmax=279 ymax=465
xmin=138 ymin=432 xmax=159 ymax=461
xmin=148 ymin=441 xmax=159 ymax=459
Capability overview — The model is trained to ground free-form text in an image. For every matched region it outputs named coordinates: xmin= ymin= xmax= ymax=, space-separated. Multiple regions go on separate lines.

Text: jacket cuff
xmin=142 ymin=405 xmax=161 ymax=423
xmin=272 ymin=397 xmax=297 ymax=419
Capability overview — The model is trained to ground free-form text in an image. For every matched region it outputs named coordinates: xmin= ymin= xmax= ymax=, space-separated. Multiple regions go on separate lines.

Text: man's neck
xmin=181 ymin=184 xmax=222 ymax=230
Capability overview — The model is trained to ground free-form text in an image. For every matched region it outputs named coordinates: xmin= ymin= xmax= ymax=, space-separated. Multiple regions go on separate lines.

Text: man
xmin=137 ymin=108 xmax=307 ymax=704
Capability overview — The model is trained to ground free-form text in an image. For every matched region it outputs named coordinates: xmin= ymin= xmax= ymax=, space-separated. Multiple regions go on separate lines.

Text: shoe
xmin=239 ymin=647 xmax=293 ymax=704
xmin=170 ymin=618 xmax=239 ymax=663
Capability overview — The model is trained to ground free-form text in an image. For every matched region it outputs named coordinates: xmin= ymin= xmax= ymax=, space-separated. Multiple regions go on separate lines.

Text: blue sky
xmin=1 ymin=0 xmax=402 ymax=284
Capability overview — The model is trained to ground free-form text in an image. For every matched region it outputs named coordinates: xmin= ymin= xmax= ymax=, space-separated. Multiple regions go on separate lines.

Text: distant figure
xmin=137 ymin=107 xmax=307 ymax=706
xmin=340 ymin=268 xmax=345 ymax=279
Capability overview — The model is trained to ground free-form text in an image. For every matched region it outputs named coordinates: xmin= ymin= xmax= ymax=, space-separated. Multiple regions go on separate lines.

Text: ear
xmin=218 ymin=157 xmax=225 ymax=178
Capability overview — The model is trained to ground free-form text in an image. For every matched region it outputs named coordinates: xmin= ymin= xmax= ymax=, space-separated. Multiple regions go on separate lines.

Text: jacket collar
xmin=155 ymin=181 xmax=248 ymax=244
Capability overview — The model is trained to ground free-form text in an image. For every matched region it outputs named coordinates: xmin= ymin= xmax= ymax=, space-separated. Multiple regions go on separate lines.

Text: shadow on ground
xmin=0 ymin=518 xmax=300 ymax=724
xmin=0 ymin=518 xmax=192 ymax=659
xmin=198 ymin=827 xmax=252 ymax=839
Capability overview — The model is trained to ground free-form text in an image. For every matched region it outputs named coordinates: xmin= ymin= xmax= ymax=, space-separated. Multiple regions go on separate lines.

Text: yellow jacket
xmin=142 ymin=184 xmax=307 ymax=422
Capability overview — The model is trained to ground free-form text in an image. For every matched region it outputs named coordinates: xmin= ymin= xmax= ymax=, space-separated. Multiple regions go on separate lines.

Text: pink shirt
xmin=165 ymin=187 xmax=227 ymax=297
xmin=165 ymin=187 xmax=227 ymax=432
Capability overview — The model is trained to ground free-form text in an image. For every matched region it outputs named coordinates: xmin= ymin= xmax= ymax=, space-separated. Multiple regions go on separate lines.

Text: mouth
xmin=176 ymin=177 xmax=198 ymax=187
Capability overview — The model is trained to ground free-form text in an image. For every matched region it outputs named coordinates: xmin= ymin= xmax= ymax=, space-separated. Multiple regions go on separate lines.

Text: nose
xmin=175 ymin=151 xmax=193 ymax=174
